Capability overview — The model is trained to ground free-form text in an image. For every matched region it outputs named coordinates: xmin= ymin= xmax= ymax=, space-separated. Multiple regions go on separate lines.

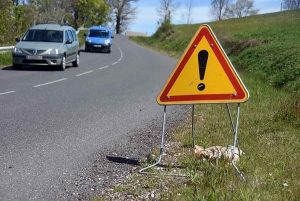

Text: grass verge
xmin=0 ymin=51 xmax=13 ymax=67
xmin=96 ymin=10 xmax=300 ymax=201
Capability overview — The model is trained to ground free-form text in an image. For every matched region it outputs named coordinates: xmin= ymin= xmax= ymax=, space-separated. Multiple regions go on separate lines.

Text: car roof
xmin=88 ymin=26 xmax=111 ymax=32
xmin=29 ymin=24 xmax=74 ymax=31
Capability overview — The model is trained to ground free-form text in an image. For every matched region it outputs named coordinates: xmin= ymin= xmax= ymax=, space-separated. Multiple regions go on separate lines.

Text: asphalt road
xmin=0 ymin=35 xmax=183 ymax=200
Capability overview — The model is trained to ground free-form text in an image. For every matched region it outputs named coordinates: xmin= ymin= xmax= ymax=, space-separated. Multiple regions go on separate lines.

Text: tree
xmin=283 ymin=0 xmax=300 ymax=10
xmin=108 ymin=0 xmax=139 ymax=34
xmin=224 ymin=0 xmax=259 ymax=18
xmin=210 ymin=0 xmax=231 ymax=21
xmin=0 ymin=0 xmax=12 ymax=44
xmin=181 ymin=0 xmax=194 ymax=24
xmin=156 ymin=0 xmax=180 ymax=23
xmin=73 ymin=0 xmax=110 ymax=30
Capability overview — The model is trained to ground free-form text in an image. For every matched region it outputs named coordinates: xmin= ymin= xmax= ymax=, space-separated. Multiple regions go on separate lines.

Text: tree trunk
xmin=116 ymin=15 xmax=121 ymax=34
xmin=74 ymin=9 xmax=79 ymax=30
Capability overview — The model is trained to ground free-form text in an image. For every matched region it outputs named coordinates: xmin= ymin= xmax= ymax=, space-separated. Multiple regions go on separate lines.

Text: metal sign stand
xmin=226 ymin=103 xmax=246 ymax=181
xmin=139 ymin=103 xmax=245 ymax=181
xmin=139 ymin=105 xmax=186 ymax=177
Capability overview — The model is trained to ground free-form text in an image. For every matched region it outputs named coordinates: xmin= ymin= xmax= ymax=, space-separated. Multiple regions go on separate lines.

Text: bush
xmin=153 ymin=19 xmax=174 ymax=40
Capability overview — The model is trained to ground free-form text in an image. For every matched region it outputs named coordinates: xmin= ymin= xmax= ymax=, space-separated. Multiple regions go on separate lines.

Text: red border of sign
xmin=159 ymin=26 xmax=247 ymax=104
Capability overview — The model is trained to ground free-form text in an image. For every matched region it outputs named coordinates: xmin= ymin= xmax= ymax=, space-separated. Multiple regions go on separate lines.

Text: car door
xmin=71 ymin=29 xmax=79 ymax=53
xmin=64 ymin=30 xmax=75 ymax=63
xmin=68 ymin=30 xmax=77 ymax=61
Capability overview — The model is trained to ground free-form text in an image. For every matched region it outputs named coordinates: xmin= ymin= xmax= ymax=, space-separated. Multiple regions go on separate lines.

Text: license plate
xmin=94 ymin=45 xmax=102 ymax=47
xmin=26 ymin=55 xmax=42 ymax=60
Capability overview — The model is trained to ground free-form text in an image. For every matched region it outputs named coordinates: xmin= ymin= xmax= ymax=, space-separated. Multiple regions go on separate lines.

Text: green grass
xmin=172 ymin=73 xmax=300 ymax=200
xmin=105 ymin=10 xmax=300 ymax=201
xmin=0 ymin=51 xmax=13 ymax=67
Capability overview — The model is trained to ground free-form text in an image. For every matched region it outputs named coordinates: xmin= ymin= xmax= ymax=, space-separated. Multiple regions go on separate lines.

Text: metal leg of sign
xmin=192 ymin=104 xmax=195 ymax=148
xmin=226 ymin=103 xmax=246 ymax=181
xmin=226 ymin=104 xmax=241 ymax=152
xmin=139 ymin=105 xmax=186 ymax=177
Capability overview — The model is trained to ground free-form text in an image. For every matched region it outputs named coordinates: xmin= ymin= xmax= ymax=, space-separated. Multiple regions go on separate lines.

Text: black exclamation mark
xmin=197 ymin=50 xmax=208 ymax=91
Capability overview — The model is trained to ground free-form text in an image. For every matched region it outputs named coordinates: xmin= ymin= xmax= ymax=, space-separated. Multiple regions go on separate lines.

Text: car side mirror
xmin=15 ymin=38 xmax=20 ymax=42
xmin=111 ymin=35 xmax=114 ymax=38
xmin=84 ymin=33 xmax=87 ymax=37
xmin=66 ymin=39 xmax=72 ymax=44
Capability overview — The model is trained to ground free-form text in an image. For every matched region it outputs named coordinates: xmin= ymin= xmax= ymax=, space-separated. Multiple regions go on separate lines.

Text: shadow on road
xmin=106 ymin=156 xmax=140 ymax=166
xmin=1 ymin=65 xmax=72 ymax=71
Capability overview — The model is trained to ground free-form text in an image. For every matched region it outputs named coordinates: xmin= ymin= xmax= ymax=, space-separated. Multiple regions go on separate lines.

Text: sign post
xmin=139 ymin=24 xmax=249 ymax=180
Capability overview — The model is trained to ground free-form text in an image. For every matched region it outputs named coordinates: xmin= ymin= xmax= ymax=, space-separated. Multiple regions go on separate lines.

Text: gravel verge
xmin=57 ymin=105 xmax=191 ymax=200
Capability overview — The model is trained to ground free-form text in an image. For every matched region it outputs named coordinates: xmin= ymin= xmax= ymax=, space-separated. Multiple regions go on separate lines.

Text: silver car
xmin=12 ymin=24 xmax=80 ymax=71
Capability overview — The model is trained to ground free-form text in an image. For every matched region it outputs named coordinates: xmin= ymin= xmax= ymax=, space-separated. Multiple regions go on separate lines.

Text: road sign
xmin=157 ymin=24 xmax=249 ymax=105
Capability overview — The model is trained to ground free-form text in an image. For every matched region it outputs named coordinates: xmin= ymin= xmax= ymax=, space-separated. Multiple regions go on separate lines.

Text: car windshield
xmin=22 ymin=30 xmax=63 ymax=43
xmin=88 ymin=30 xmax=109 ymax=38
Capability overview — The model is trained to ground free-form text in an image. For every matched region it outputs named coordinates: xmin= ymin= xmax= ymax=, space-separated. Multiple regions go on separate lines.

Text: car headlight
xmin=14 ymin=47 xmax=22 ymax=53
xmin=104 ymin=39 xmax=110 ymax=45
xmin=48 ymin=49 xmax=60 ymax=55
xmin=86 ymin=38 xmax=91 ymax=43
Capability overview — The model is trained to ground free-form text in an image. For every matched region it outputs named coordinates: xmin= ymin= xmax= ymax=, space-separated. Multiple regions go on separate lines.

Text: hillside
xmin=131 ymin=10 xmax=300 ymax=92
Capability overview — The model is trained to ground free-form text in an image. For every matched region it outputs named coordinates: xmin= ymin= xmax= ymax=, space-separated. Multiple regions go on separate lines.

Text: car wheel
xmin=107 ymin=46 xmax=112 ymax=53
xmin=13 ymin=63 xmax=22 ymax=70
xmin=59 ymin=56 xmax=66 ymax=71
xmin=72 ymin=53 xmax=79 ymax=67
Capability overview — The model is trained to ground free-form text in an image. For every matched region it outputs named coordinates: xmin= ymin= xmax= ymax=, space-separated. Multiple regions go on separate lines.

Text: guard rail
xmin=0 ymin=46 xmax=14 ymax=52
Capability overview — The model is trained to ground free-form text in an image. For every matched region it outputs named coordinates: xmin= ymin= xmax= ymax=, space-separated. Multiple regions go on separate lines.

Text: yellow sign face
xmin=157 ymin=24 xmax=249 ymax=105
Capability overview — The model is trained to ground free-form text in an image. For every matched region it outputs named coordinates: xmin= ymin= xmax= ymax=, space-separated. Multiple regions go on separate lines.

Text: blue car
xmin=84 ymin=26 xmax=114 ymax=53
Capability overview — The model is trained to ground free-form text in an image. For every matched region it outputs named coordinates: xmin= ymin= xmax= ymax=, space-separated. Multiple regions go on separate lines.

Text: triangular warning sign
xmin=157 ymin=24 xmax=249 ymax=105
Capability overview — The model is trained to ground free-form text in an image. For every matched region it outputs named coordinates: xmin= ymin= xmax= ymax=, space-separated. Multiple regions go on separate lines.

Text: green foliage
xmin=153 ymin=18 xmax=174 ymax=39
xmin=76 ymin=0 xmax=110 ymax=27
xmin=0 ymin=0 xmax=110 ymax=46
xmin=0 ymin=2 xmax=37 ymax=45
xmin=0 ymin=0 xmax=13 ymax=45
xmin=14 ymin=5 xmax=26 ymax=37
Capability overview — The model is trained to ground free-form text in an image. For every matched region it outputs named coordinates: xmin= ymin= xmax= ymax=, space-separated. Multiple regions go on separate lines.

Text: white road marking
xmin=6 ymin=45 xmax=124 ymax=93
xmin=34 ymin=78 xmax=67 ymax=87
xmin=76 ymin=70 xmax=94 ymax=77
xmin=0 ymin=91 xmax=15 ymax=96
xmin=99 ymin=65 xmax=109 ymax=70
xmin=117 ymin=45 xmax=123 ymax=58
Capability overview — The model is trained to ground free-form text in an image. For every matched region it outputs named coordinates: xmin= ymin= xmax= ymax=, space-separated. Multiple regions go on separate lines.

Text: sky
xmin=128 ymin=0 xmax=283 ymax=36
